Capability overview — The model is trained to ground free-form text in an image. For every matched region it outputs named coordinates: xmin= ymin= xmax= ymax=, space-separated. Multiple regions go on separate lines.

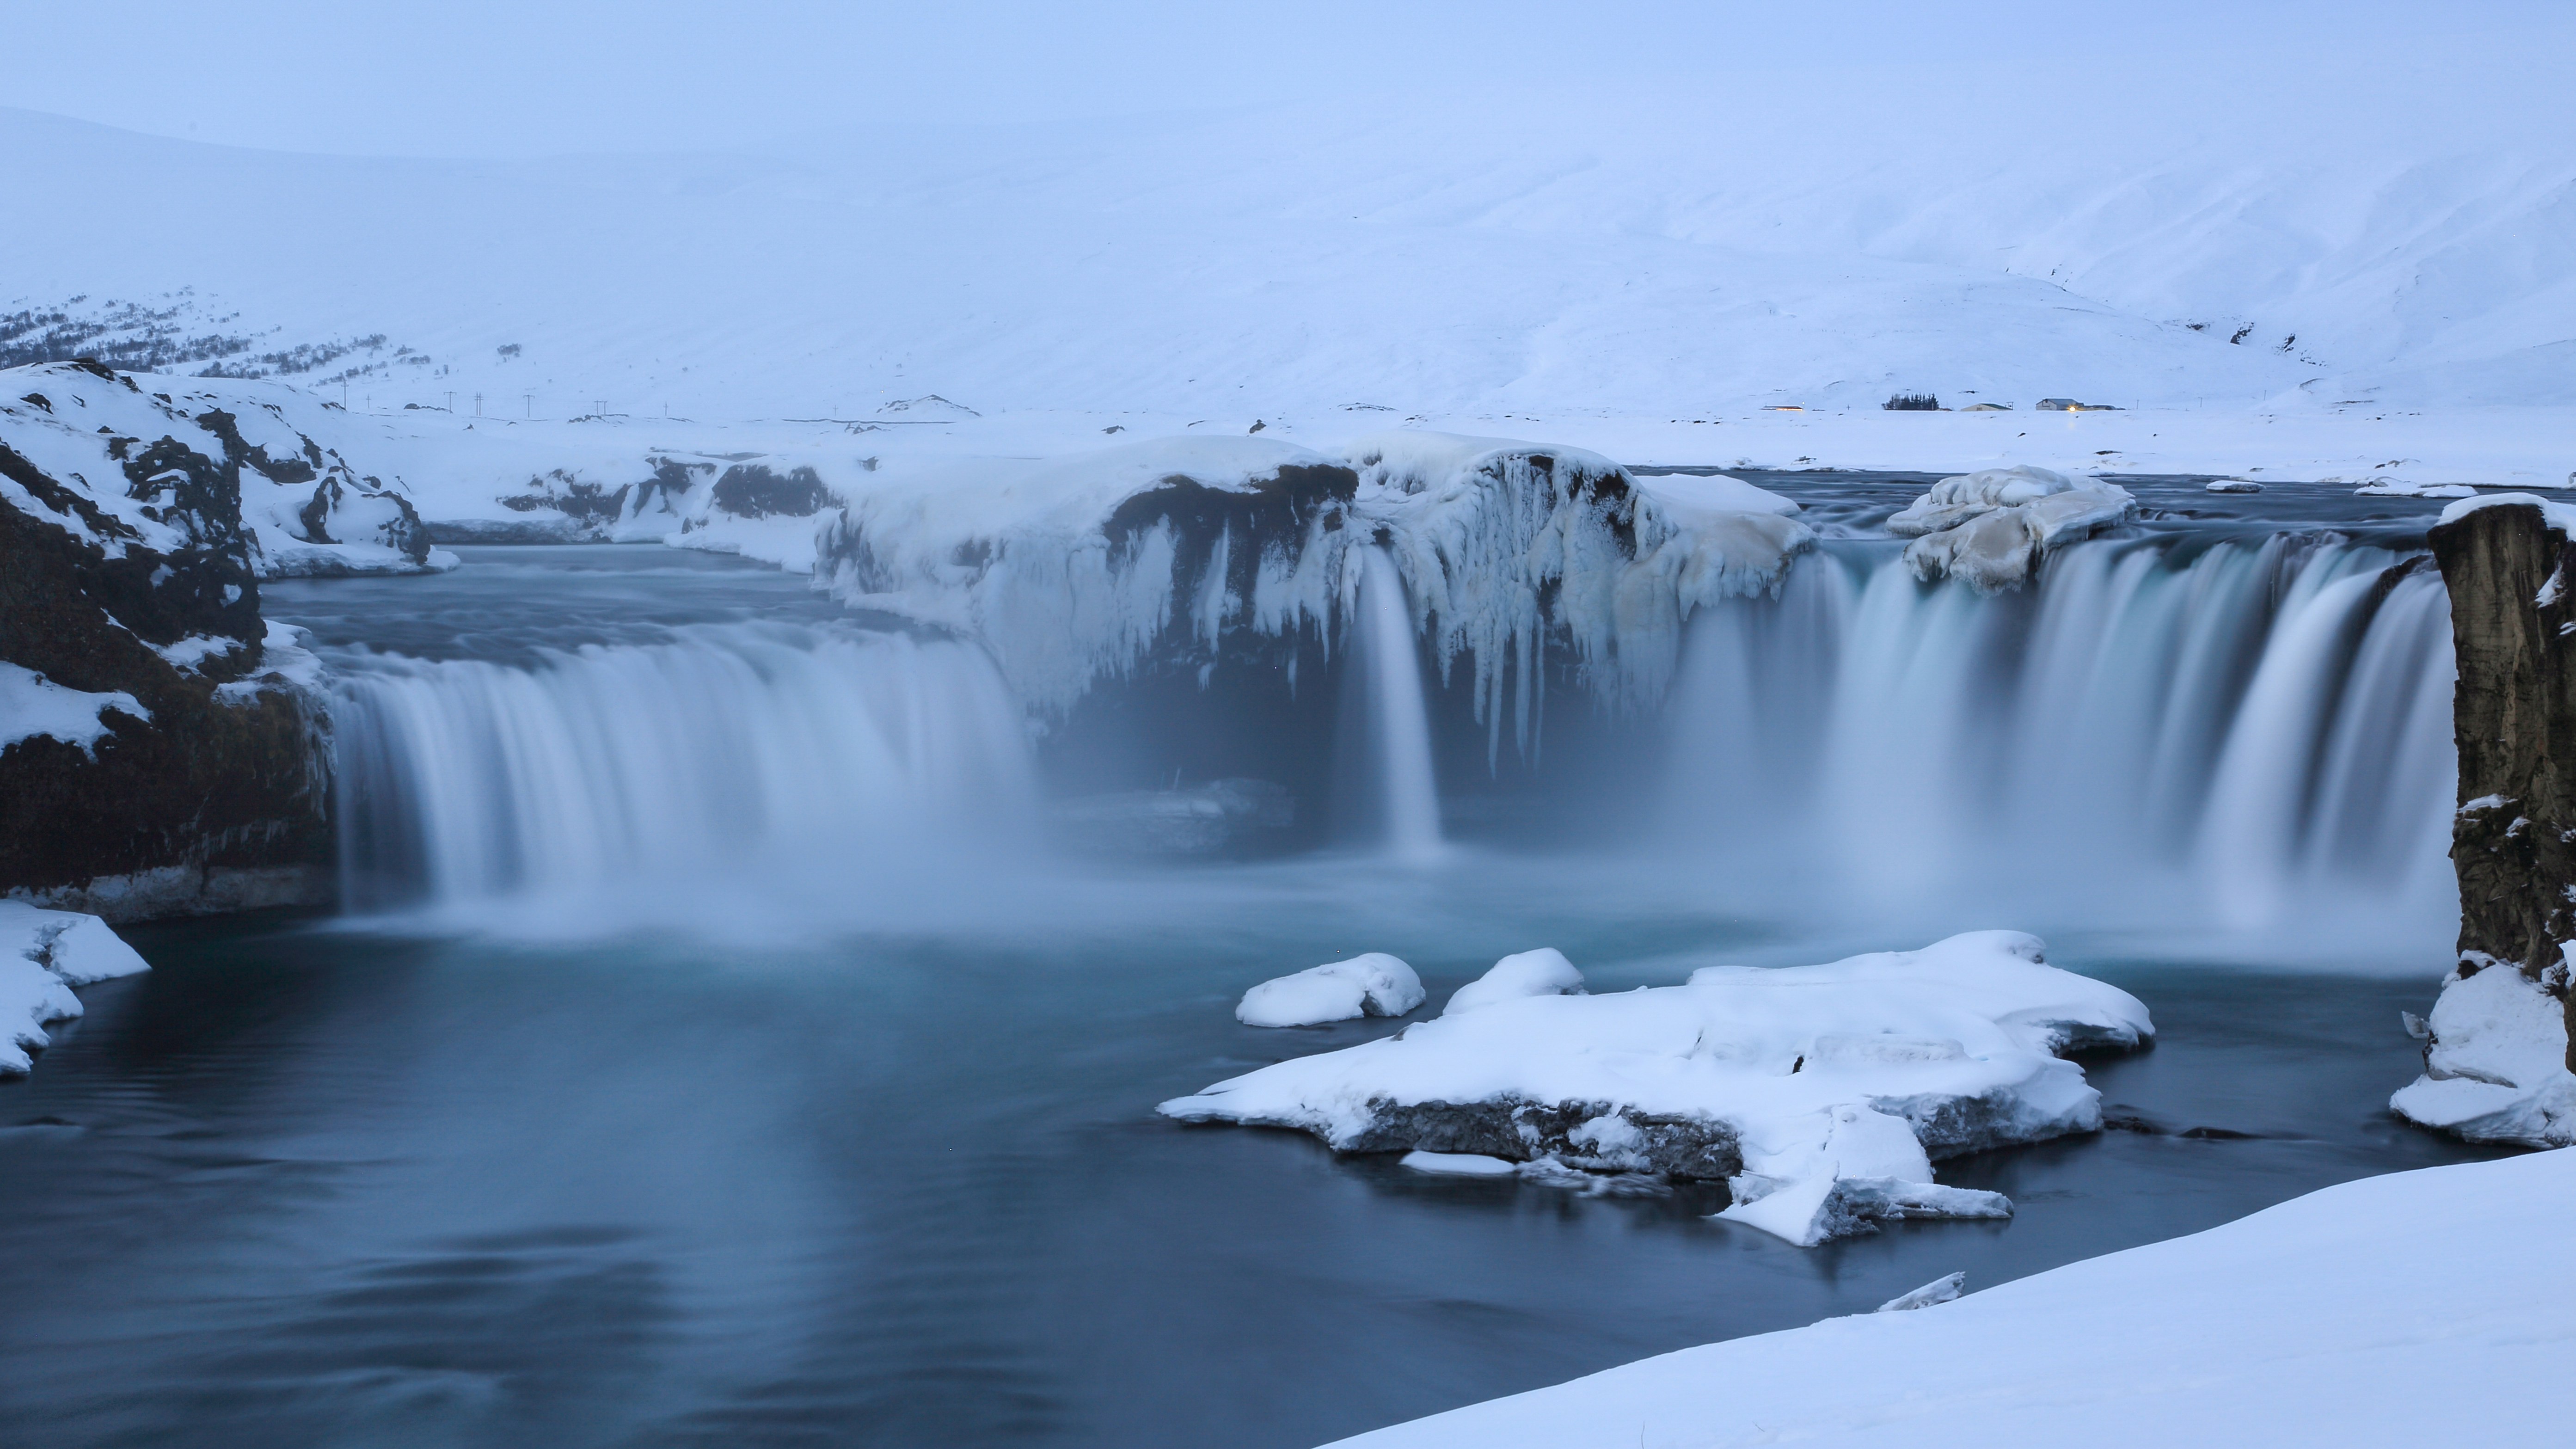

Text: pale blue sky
xmin=4 ymin=1 xmax=2561 ymax=158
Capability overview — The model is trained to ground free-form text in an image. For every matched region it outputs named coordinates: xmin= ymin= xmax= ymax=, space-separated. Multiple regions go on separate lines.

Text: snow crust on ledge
xmin=1885 ymin=465 xmax=2136 ymax=591
xmin=0 ymin=662 xmax=150 ymax=755
xmin=1161 ymin=931 xmax=2152 ymax=1246
xmin=2436 ymin=490 xmax=2576 ymax=535
xmin=1239 ymin=954 xmax=1425 ymax=1028
xmin=2390 ymin=952 xmax=2576 ymax=1147
xmin=1326 ymin=1147 xmax=2576 ymax=1449
xmin=815 ymin=432 xmax=1813 ymax=732
xmin=1 ymin=902 xmax=150 ymax=1075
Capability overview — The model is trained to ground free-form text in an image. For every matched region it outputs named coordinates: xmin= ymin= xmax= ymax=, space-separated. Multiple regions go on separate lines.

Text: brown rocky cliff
xmin=1 ymin=437 xmax=330 ymax=918
xmin=2429 ymin=499 xmax=2576 ymax=1072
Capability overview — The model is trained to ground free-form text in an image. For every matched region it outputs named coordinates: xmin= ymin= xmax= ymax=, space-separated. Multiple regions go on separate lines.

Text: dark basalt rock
xmin=709 ymin=462 xmax=831 ymax=519
xmin=2428 ymin=500 xmax=2576 ymax=1072
xmin=1335 ymin=1096 xmax=1744 ymax=1179
xmin=0 ymin=441 xmax=329 ymax=918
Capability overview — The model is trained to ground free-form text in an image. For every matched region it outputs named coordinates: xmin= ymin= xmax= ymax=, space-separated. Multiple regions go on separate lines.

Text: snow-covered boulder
xmin=1 ymin=901 xmax=149 ymax=1075
xmin=1161 ymin=931 xmax=2153 ymax=1245
xmin=2390 ymin=952 xmax=2576 ymax=1147
xmin=1442 ymin=947 xmax=1585 ymax=1015
xmin=1238 ymin=953 xmax=1426 ymax=1027
xmin=1884 ymin=465 xmax=2135 ymax=591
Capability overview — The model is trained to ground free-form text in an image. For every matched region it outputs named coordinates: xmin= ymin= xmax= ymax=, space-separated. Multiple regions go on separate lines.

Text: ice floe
xmin=1 ymin=901 xmax=150 ymax=1075
xmin=1238 ymin=953 xmax=1426 ymax=1028
xmin=1162 ymin=930 xmax=2152 ymax=1245
xmin=1884 ymin=465 xmax=2136 ymax=591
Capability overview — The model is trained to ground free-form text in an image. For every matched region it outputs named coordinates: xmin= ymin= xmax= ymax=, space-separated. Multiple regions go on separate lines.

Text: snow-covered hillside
xmin=2 ymin=58 xmax=2569 ymax=434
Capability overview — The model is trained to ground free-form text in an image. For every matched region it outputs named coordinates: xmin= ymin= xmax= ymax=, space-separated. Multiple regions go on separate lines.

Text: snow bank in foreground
xmin=2391 ymin=952 xmax=2576 ymax=1147
xmin=1239 ymin=954 xmax=1426 ymax=1028
xmin=1329 ymin=1146 xmax=2576 ymax=1448
xmin=1885 ymin=465 xmax=2136 ymax=590
xmin=1162 ymin=932 xmax=2150 ymax=1245
xmin=1 ymin=902 xmax=150 ymax=1074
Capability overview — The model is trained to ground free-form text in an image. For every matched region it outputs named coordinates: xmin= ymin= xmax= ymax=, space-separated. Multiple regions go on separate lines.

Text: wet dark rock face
xmin=1336 ymin=1098 xmax=1745 ymax=1179
xmin=2429 ymin=500 xmax=2576 ymax=1071
xmin=708 ymin=462 xmax=830 ymax=519
xmin=0 ymin=437 xmax=329 ymax=918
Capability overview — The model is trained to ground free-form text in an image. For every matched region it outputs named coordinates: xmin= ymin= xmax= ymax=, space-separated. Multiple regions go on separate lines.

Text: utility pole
xmin=525 ymin=393 xmax=534 ymax=420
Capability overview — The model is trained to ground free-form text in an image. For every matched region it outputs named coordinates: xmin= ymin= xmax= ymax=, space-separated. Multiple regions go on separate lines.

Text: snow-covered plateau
xmin=1325 ymin=1145 xmax=2576 ymax=1448
xmin=1163 ymin=932 xmax=2153 ymax=1246
xmin=1 ymin=901 xmax=148 ymax=1075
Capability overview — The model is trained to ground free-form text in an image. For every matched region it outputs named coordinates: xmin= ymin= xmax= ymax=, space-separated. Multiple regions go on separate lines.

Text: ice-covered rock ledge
xmin=2 ymin=901 xmax=148 ymax=1075
xmin=1324 ymin=1147 xmax=2576 ymax=1449
xmin=1885 ymin=465 xmax=2135 ymax=591
xmin=1161 ymin=931 xmax=2151 ymax=1246
xmin=816 ymin=432 xmax=1814 ymax=748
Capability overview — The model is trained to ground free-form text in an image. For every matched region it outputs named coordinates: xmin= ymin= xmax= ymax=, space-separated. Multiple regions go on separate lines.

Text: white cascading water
xmin=1352 ymin=545 xmax=1444 ymax=860
xmin=1662 ymin=535 xmax=2456 ymax=936
xmin=333 ymin=622 xmax=1037 ymax=919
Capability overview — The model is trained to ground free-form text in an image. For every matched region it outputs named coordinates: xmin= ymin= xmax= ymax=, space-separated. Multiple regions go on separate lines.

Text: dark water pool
xmin=0 ymin=878 xmax=2506 ymax=1449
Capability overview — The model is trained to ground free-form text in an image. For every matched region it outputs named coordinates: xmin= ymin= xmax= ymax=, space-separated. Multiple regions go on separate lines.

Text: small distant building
xmin=2037 ymin=398 xmax=2123 ymax=412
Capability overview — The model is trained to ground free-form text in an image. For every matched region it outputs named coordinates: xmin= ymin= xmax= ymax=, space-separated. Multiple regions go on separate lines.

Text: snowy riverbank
xmin=1 ymin=902 xmax=148 ymax=1074
xmin=1327 ymin=1144 xmax=2574 ymax=1447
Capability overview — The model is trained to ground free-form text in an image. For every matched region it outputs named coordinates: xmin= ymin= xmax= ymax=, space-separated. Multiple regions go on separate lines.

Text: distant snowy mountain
xmin=1 ymin=71 xmax=2567 ymax=428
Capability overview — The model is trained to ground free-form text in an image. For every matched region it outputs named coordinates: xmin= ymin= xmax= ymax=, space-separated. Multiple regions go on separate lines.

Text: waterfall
xmin=332 ymin=622 xmax=1038 ymax=918
xmin=1348 ymin=545 xmax=1444 ymax=860
xmin=1661 ymin=534 xmax=2456 ymax=933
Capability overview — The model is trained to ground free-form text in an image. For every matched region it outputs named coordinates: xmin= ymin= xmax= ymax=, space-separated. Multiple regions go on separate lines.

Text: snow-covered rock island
xmin=1163 ymin=931 xmax=2152 ymax=1246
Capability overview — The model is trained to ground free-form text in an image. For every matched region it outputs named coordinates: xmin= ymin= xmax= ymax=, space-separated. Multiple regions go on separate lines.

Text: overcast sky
xmin=5 ymin=1 xmax=2564 ymax=158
